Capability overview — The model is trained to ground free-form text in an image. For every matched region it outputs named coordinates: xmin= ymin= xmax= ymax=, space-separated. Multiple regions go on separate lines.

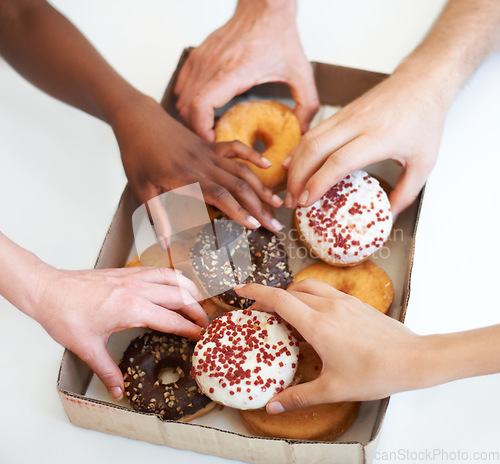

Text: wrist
xmin=0 ymin=232 xmax=56 ymax=322
xmin=107 ymin=92 xmax=160 ymax=134
xmin=234 ymin=0 xmax=296 ymax=22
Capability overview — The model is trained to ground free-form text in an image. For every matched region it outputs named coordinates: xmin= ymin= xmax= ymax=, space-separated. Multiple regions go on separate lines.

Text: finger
xmin=140 ymin=283 xmax=204 ymax=315
xmin=201 ymin=179 xmax=261 ymax=230
xmin=288 ymin=278 xmax=340 ymax=298
xmin=134 ymin=267 xmax=203 ymax=302
xmin=215 ymin=140 xmax=273 ymax=170
xmin=266 ymin=378 xmax=330 ymax=414
xmin=203 ymin=166 xmax=282 ymax=232
xmin=389 ymin=162 xmax=429 ymax=217
xmin=216 ymin=155 xmax=283 ymax=215
xmin=299 ymin=135 xmax=388 ymax=208
xmin=147 ymin=196 xmax=172 ymax=251
xmin=288 ymin=67 xmax=320 ymax=133
xmin=80 ymin=341 xmax=125 ymax=400
xmin=285 ymin=120 xmax=356 ymax=208
xmin=235 ymin=284 xmax=315 ymax=339
xmin=184 ymin=74 xmax=258 ymax=142
xmin=141 ymin=301 xmax=203 ymax=340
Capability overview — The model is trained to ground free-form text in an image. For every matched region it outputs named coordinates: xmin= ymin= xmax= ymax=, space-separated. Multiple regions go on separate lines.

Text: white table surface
xmin=1 ymin=1 xmax=499 ymax=463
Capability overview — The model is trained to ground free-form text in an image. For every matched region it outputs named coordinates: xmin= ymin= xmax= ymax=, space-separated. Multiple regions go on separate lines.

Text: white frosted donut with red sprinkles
xmin=295 ymin=170 xmax=392 ymax=266
xmin=191 ymin=309 xmax=299 ymax=410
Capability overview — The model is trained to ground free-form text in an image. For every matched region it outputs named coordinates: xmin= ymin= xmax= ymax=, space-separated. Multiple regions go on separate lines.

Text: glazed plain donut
xmin=190 ymin=215 xmax=293 ymax=312
xmin=295 ymin=170 xmax=393 ymax=266
xmin=119 ymin=331 xmax=215 ymax=421
xmin=239 ymin=342 xmax=361 ymax=441
xmin=215 ymin=100 xmax=301 ymax=191
xmin=294 ymin=260 xmax=394 ymax=314
xmin=191 ymin=309 xmax=299 ymax=410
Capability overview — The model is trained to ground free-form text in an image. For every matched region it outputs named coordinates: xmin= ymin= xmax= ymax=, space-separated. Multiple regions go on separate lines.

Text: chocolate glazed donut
xmin=190 ymin=216 xmax=293 ymax=311
xmin=119 ymin=331 xmax=215 ymax=421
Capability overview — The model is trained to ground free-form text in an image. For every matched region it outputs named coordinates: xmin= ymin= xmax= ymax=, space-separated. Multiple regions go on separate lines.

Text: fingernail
xmin=272 ymin=194 xmax=284 ymax=207
xmin=247 ymin=216 xmax=261 ymax=229
xmin=261 ymin=157 xmax=272 ymax=168
xmin=234 ymin=284 xmax=245 ymax=290
xmin=110 ymin=386 xmax=124 ymax=400
xmin=270 ymin=218 xmax=284 ymax=232
xmin=282 ymin=156 xmax=291 ymax=168
xmin=298 ymin=190 xmax=309 ymax=206
xmin=267 ymin=401 xmax=285 ymax=414
xmin=285 ymin=192 xmax=294 ymax=209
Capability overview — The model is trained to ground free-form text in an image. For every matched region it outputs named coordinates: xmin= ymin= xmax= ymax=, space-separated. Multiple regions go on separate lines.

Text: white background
xmin=1 ymin=1 xmax=499 ymax=463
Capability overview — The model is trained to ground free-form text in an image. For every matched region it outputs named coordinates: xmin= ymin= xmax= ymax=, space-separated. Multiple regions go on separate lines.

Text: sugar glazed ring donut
xmin=119 ymin=331 xmax=215 ymax=421
xmin=295 ymin=170 xmax=393 ymax=266
xmin=191 ymin=310 xmax=299 ymax=410
xmin=190 ymin=216 xmax=293 ymax=311
xmin=294 ymin=261 xmax=394 ymax=314
xmin=239 ymin=342 xmax=361 ymax=441
xmin=215 ymin=100 xmax=301 ymax=191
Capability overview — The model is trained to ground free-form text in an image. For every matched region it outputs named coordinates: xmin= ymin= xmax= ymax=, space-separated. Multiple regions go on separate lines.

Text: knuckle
xmin=288 ymin=389 xmax=309 ymax=410
xmin=272 ymin=288 xmax=290 ymax=306
xmin=209 ymin=184 xmax=231 ymax=202
xmin=234 ymin=161 xmax=251 ymax=177
xmin=301 ymin=132 xmax=321 ymax=157
xmin=233 ymin=178 xmax=252 ymax=196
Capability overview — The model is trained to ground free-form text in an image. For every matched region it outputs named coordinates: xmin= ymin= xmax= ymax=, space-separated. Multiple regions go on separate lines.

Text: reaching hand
xmin=114 ymin=96 xmax=284 ymax=234
xmin=284 ymin=68 xmax=448 ymax=217
xmin=235 ymin=279 xmax=423 ymax=413
xmin=174 ymin=0 xmax=319 ymax=142
xmin=35 ymin=264 xmax=208 ymax=400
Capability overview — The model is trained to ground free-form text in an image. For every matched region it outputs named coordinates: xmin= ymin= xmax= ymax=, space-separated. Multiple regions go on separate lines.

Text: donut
xmin=294 ymin=261 xmax=394 ymax=314
xmin=119 ymin=331 xmax=215 ymax=421
xmin=191 ymin=309 xmax=299 ymax=410
xmin=295 ymin=170 xmax=393 ymax=266
xmin=215 ymin=100 xmax=301 ymax=191
xmin=190 ymin=215 xmax=293 ymax=312
xmin=239 ymin=342 xmax=361 ymax=441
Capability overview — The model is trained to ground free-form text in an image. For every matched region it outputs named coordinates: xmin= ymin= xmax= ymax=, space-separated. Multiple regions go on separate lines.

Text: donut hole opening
xmin=158 ymin=367 xmax=181 ymax=385
xmin=252 ymin=131 xmax=273 ymax=154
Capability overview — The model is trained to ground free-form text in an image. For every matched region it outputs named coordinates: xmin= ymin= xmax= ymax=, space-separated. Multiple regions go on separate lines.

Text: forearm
xmin=396 ymin=0 xmax=500 ymax=107
xmin=414 ymin=325 xmax=500 ymax=389
xmin=0 ymin=232 xmax=50 ymax=321
xmin=0 ymin=0 xmax=143 ymax=125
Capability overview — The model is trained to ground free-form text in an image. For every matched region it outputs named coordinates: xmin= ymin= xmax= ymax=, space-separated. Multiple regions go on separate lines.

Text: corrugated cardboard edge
xmin=57 ymin=48 xmax=425 ymax=464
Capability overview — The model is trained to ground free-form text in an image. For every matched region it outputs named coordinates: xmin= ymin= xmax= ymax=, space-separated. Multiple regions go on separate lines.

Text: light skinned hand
xmin=35 ymin=264 xmax=208 ymax=400
xmin=174 ymin=0 xmax=319 ymax=142
xmin=113 ymin=96 xmax=284 ymax=234
xmin=235 ymin=279 xmax=424 ymax=413
xmin=284 ymin=68 xmax=448 ymax=217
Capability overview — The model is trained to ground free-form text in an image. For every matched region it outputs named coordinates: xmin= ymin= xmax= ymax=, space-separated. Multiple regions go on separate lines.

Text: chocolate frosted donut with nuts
xmin=295 ymin=170 xmax=393 ymax=267
xmin=190 ymin=216 xmax=292 ymax=311
xmin=119 ymin=331 xmax=215 ymax=421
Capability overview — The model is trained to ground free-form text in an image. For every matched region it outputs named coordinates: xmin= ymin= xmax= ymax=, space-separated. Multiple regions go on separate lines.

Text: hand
xmin=174 ymin=0 xmax=319 ymax=141
xmin=34 ymin=264 xmax=208 ymax=400
xmin=284 ymin=67 xmax=448 ymax=217
xmin=235 ymin=279 xmax=424 ymax=413
xmin=113 ymin=96 xmax=284 ymax=234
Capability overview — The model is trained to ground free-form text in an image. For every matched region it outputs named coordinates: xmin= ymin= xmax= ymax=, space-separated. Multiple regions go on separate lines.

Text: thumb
xmin=266 ymin=378 xmax=327 ymax=414
xmin=389 ymin=163 xmax=428 ymax=217
xmin=288 ymin=70 xmax=320 ymax=133
xmin=80 ymin=343 xmax=125 ymax=400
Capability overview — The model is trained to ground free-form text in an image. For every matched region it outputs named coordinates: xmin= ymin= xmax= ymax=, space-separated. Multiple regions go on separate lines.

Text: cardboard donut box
xmin=57 ymin=48 xmax=424 ymax=464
